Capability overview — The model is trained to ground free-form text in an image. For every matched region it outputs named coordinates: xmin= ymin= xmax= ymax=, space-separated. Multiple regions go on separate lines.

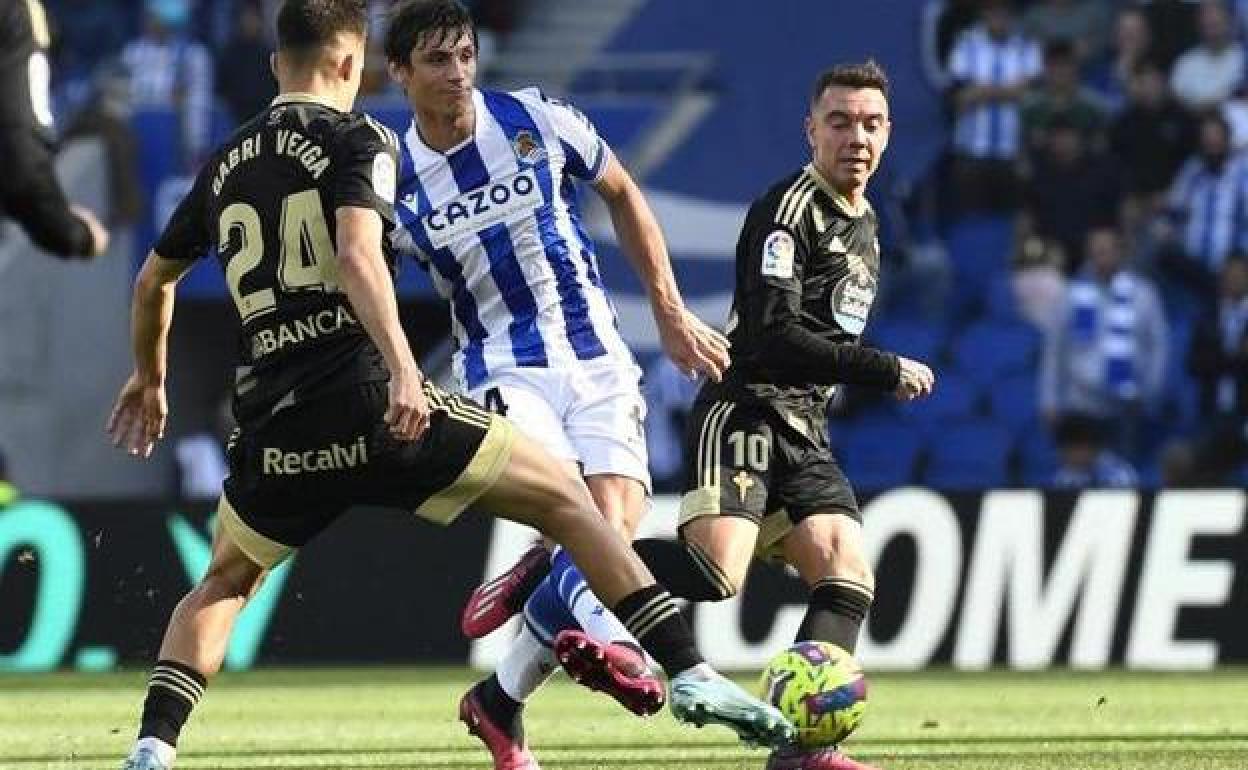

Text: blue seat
xmin=921 ymin=420 xmax=1013 ymax=489
xmin=1017 ymin=423 xmax=1059 ymax=487
xmin=951 ymin=320 xmax=1042 ymax=389
xmin=840 ymin=417 xmax=922 ymax=491
xmin=899 ymin=369 xmax=980 ymax=429
xmin=945 ymin=215 xmax=1013 ymax=316
xmin=983 ymin=270 xmax=1024 ymax=322
xmin=989 ymin=371 xmax=1041 ymax=434
xmin=864 ymin=318 xmax=947 ymax=365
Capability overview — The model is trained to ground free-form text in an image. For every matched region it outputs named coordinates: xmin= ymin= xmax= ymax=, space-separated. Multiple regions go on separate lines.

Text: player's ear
xmin=387 ymin=59 xmax=406 ymax=88
xmin=338 ymin=50 xmax=357 ymax=83
xmin=269 ymin=52 xmax=279 ymax=81
xmin=804 ymin=114 xmax=816 ymax=150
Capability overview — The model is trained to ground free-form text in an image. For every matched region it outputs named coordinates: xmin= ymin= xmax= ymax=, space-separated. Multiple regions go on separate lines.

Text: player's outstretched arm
xmin=107 ymin=251 xmax=193 ymax=457
xmin=594 ymin=156 xmax=729 ymax=381
xmin=335 ymin=205 xmax=430 ymax=442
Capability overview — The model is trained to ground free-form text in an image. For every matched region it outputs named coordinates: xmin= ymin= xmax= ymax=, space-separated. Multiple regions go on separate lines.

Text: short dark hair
xmin=1044 ymin=38 xmax=1076 ymax=64
xmin=811 ymin=60 xmax=890 ymax=105
xmin=276 ymin=0 xmax=368 ymax=59
xmin=384 ymin=0 xmax=477 ymax=65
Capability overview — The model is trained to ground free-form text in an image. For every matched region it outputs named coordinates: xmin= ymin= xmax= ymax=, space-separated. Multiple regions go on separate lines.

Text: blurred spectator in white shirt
xmin=1170 ymin=0 xmax=1244 ymax=112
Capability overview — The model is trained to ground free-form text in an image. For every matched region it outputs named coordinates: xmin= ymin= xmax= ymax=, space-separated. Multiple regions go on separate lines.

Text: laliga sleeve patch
xmin=372 ymin=152 xmax=396 ymax=204
xmin=761 ymin=230 xmax=796 ymax=278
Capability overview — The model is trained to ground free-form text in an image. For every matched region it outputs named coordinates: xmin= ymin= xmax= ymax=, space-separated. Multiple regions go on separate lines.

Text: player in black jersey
xmin=632 ymin=62 xmax=936 ymax=770
xmin=0 ymin=0 xmax=108 ymax=259
xmin=107 ymin=3 xmax=792 ymax=768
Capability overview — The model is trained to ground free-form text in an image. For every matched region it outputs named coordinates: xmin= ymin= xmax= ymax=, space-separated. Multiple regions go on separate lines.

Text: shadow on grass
xmin=8 ymin=736 xmax=1248 ymax=766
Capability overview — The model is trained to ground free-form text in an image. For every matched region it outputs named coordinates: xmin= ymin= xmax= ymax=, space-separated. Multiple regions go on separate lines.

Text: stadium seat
xmin=1017 ymin=422 xmax=1060 ymax=487
xmin=951 ymin=320 xmax=1042 ymax=390
xmin=898 ymin=369 xmax=980 ymax=430
xmin=1164 ymin=318 xmax=1198 ymax=433
xmin=921 ymin=419 xmax=1013 ymax=489
xmin=988 ymin=371 xmax=1041 ymax=435
xmin=840 ymin=417 xmax=922 ymax=491
xmin=944 ymin=215 xmax=1013 ymax=316
xmin=983 ymin=270 xmax=1024 ymax=322
xmin=864 ymin=318 xmax=948 ymax=365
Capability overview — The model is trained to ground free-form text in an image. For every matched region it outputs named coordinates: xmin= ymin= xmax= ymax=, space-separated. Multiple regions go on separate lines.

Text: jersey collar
xmin=805 ymin=163 xmax=870 ymax=218
xmin=271 ymin=92 xmax=343 ymax=111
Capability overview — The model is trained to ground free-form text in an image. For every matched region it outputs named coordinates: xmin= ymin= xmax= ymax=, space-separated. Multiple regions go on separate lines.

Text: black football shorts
xmin=218 ymin=381 xmax=513 ymax=568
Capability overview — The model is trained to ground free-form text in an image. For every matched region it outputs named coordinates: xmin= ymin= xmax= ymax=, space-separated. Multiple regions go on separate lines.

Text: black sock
xmin=475 ymin=674 xmax=524 ymax=741
xmin=796 ymin=578 xmax=874 ymax=653
xmin=614 ymin=585 xmax=703 ymax=675
xmin=634 ymin=538 xmax=736 ymax=600
xmin=138 ymin=660 xmax=207 ymax=747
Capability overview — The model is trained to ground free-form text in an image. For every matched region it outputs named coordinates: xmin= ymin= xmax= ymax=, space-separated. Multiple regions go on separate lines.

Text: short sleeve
xmin=153 ymin=169 xmax=212 ymax=261
xmin=544 ymin=96 xmax=611 ymax=182
xmin=332 ymin=115 xmax=400 ymax=228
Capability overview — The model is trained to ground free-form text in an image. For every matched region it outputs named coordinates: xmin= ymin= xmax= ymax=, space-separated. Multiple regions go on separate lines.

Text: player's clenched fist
xmin=385 ymin=368 xmax=431 ymax=441
xmin=894 ymin=356 xmax=935 ymax=401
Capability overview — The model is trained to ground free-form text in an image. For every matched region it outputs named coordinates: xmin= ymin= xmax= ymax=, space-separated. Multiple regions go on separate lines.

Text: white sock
xmin=549 ymin=548 xmax=640 ymax=648
xmin=496 ymin=625 xmax=558 ymax=703
xmin=133 ymin=737 xmax=176 ymax=766
xmin=567 ymin=587 xmax=639 ymax=647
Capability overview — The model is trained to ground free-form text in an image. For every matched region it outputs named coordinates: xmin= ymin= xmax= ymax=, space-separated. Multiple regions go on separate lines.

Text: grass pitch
xmin=1 ymin=668 xmax=1245 ymax=769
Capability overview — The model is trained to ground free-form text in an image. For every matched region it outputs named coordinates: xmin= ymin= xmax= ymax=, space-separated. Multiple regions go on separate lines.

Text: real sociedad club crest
xmin=512 ymin=130 xmax=545 ymax=165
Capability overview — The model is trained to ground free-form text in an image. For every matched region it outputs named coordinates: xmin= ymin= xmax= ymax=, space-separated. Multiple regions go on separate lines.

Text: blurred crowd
xmin=25 ymin=0 xmax=1248 ymax=495
xmin=42 ymin=0 xmax=515 ymax=174
xmin=646 ymin=0 xmax=1248 ymax=493
xmin=912 ymin=0 xmax=1248 ymax=489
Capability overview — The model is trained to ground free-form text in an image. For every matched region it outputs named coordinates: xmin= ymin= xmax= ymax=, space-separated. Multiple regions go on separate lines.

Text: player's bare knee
xmin=825 ymin=555 xmax=874 ymax=595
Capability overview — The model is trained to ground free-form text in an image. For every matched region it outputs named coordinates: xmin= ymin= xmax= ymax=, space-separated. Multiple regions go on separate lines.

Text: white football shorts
xmin=464 ymin=358 xmax=651 ymax=492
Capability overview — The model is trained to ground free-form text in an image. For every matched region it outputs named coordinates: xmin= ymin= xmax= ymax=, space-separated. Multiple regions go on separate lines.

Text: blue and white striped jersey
xmin=948 ymin=25 xmax=1041 ymax=160
xmin=1167 ymin=152 xmax=1248 ymax=272
xmin=391 ymin=88 xmax=632 ymax=390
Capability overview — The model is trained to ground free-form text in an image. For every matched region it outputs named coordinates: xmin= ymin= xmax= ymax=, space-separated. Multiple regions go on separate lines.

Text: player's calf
xmin=633 ymin=538 xmax=739 ymax=601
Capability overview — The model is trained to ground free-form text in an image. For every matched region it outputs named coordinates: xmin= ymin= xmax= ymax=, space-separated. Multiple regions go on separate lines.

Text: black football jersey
xmin=155 ymin=94 xmax=402 ymax=429
xmin=702 ymin=164 xmax=897 ymax=440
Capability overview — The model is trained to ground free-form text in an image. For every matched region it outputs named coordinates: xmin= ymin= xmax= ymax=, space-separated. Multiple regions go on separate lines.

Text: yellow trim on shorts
xmin=756 ymin=508 xmax=793 ymax=562
xmin=679 ymin=488 xmax=789 ymax=562
xmin=415 ymin=415 xmax=516 ymax=524
xmin=217 ymin=494 xmax=294 ymax=569
xmin=681 ymin=493 xmax=859 ymax=563
xmin=678 ymin=486 xmax=721 ymax=529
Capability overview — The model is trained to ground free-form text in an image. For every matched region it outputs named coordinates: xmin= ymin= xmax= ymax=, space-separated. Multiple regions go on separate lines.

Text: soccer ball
xmin=757 ymin=641 xmax=868 ymax=748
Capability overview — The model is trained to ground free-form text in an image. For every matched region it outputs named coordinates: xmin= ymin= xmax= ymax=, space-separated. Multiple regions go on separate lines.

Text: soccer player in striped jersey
xmin=382 ymin=2 xmax=773 ymax=768
xmin=109 ymin=2 xmax=791 ymax=769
